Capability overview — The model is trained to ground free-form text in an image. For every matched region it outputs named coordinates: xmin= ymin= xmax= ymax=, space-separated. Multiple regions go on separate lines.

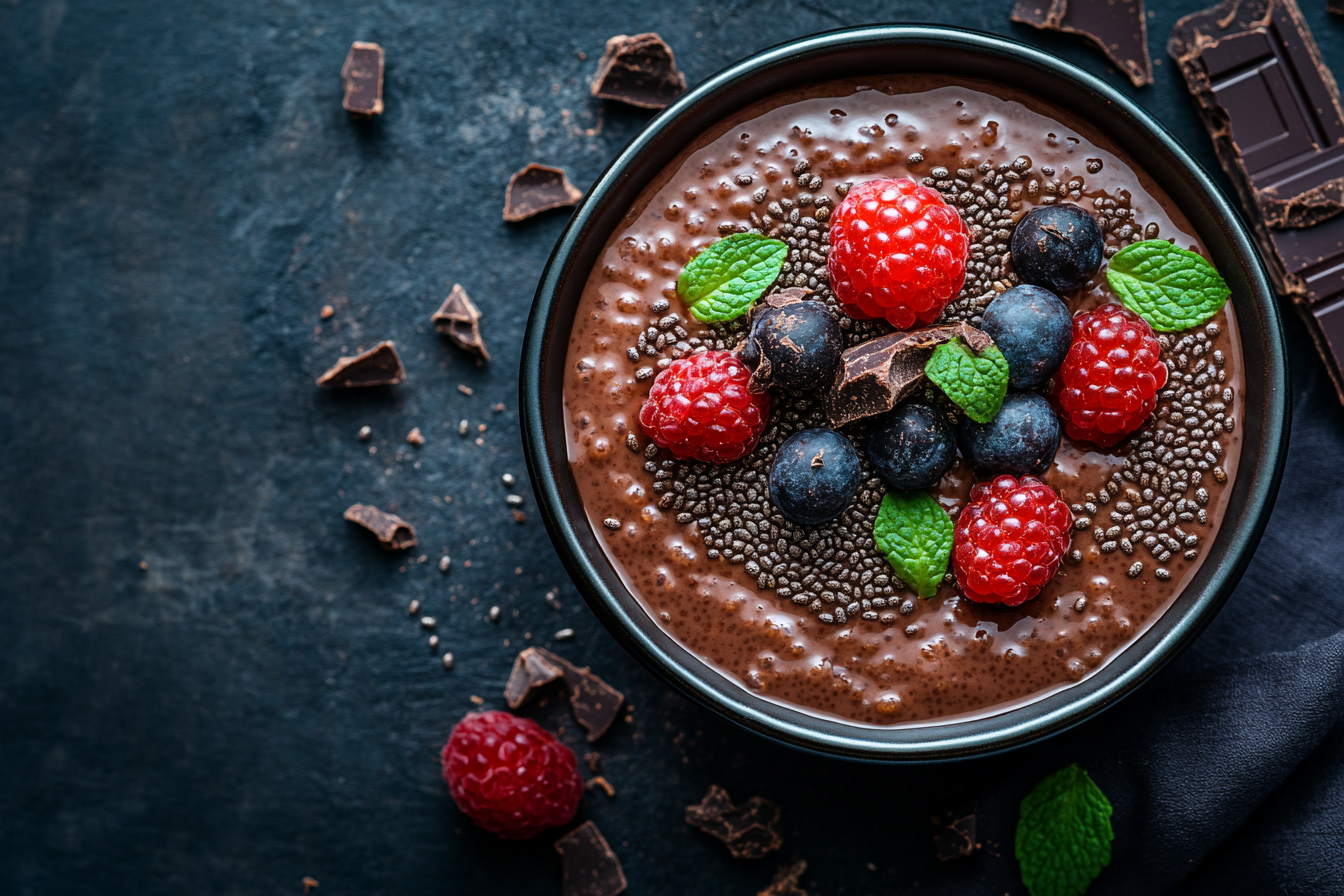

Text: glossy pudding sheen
xmin=562 ymin=76 xmax=1244 ymax=726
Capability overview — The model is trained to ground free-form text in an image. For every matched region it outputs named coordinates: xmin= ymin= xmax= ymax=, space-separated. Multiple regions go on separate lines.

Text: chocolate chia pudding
xmin=562 ymin=75 xmax=1244 ymax=726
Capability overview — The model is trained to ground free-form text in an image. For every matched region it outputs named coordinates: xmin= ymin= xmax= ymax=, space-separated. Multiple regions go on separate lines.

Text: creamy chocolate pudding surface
xmin=562 ymin=76 xmax=1245 ymax=726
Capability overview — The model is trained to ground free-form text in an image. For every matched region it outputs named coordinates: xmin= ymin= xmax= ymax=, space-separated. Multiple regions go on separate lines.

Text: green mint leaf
xmin=872 ymin=490 xmax=953 ymax=598
xmin=1016 ymin=765 xmax=1114 ymax=896
xmin=924 ymin=338 xmax=1009 ymax=424
xmin=1106 ymin=240 xmax=1230 ymax=332
xmin=677 ymin=233 xmax=788 ymax=323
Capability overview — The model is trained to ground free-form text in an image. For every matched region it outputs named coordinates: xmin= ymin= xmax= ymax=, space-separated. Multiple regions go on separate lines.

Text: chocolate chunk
xmin=590 ymin=33 xmax=686 ymax=109
xmin=341 ymin=42 xmax=384 ymax=116
xmin=935 ymin=815 xmax=978 ymax=861
xmin=758 ymin=859 xmax=809 ymax=896
xmin=503 ymin=164 xmax=583 ymax=222
xmin=1332 ymin=0 xmax=1344 ymax=14
xmin=554 ymin=821 xmax=627 ymax=896
xmin=826 ymin=323 xmax=993 ymax=427
xmin=1013 ymin=0 xmax=1152 ymax=87
xmin=1170 ymin=0 xmax=1344 ymax=400
xmin=316 ymin=341 xmax=405 ymax=388
xmin=502 ymin=647 xmax=624 ymax=741
xmin=685 ymin=785 xmax=783 ymax=859
xmin=432 ymin=284 xmax=490 ymax=361
xmin=343 ymin=504 xmax=416 ymax=550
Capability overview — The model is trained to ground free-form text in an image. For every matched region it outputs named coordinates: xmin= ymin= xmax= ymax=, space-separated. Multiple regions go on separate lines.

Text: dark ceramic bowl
xmin=520 ymin=25 xmax=1289 ymax=761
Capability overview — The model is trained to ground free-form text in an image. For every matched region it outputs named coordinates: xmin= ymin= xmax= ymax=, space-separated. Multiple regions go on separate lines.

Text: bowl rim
xmin=520 ymin=24 xmax=1289 ymax=761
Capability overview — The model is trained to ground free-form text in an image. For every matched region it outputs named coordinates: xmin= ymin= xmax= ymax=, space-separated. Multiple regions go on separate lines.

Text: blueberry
xmin=866 ymin=402 xmax=956 ymax=490
xmin=739 ymin=300 xmax=843 ymax=393
xmin=768 ymin=428 xmax=861 ymax=525
xmin=980 ymin=285 xmax=1073 ymax=389
xmin=957 ymin=392 xmax=1061 ymax=477
xmin=1010 ymin=205 xmax=1104 ymax=293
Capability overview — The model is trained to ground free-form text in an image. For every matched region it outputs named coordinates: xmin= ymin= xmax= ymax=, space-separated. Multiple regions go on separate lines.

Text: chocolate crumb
xmin=1012 ymin=0 xmax=1153 ymax=87
xmin=590 ymin=33 xmax=686 ymax=109
xmin=316 ymin=341 xmax=405 ymax=388
xmin=470 ymin=695 xmax=484 ymax=705
xmin=442 ymin=652 xmax=455 ymax=670
xmin=758 ymin=859 xmax=809 ymax=896
xmin=432 ymin=284 xmax=490 ymax=361
xmin=340 ymin=42 xmax=384 ymax=116
xmin=513 ymin=510 xmax=528 ymax=523
xmin=935 ymin=815 xmax=977 ymax=861
xmin=343 ymin=504 xmax=416 ymax=550
xmin=556 ymin=627 xmax=576 ymax=641
xmin=503 ymin=647 xmax=624 ymax=740
xmin=302 ymin=877 xmax=320 ymax=894
xmin=504 ymin=164 xmax=583 ymax=222
xmin=406 ymin=427 xmax=425 ymax=446
xmin=555 ymin=821 xmax=627 ymax=896
xmin=587 ymin=775 xmax=617 ymax=797
xmin=685 ymin=785 xmax=784 ymax=859
xmin=320 ymin=305 xmax=334 ymax=319
xmin=586 ymin=752 xmax=602 ymax=773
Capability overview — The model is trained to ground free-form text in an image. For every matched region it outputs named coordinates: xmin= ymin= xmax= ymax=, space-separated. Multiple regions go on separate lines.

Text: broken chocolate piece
xmin=935 ymin=815 xmax=978 ymax=861
xmin=1013 ymin=0 xmax=1153 ymax=88
xmin=1331 ymin=0 xmax=1344 ymax=14
xmin=1170 ymin=0 xmax=1344 ymax=400
xmin=590 ymin=33 xmax=687 ymax=109
xmin=758 ymin=859 xmax=810 ymax=896
xmin=827 ymin=323 xmax=994 ymax=427
xmin=685 ymin=785 xmax=783 ymax=859
xmin=555 ymin=821 xmax=627 ymax=896
xmin=341 ymin=42 xmax=384 ymax=116
xmin=432 ymin=284 xmax=490 ymax=361
xmin=503 ymin=164 xmax=583 ymax=222
xmin=503 ymin=647 xmax=625 ymax=741
xmin=343 ymin=504 xmax=416 ymax=550
xmin=316 ymin=341 xmax=405 ymax=388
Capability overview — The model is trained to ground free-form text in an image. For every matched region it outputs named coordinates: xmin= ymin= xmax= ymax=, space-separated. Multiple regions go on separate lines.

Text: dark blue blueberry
xmin=739 ymin=299 xmax=843 ymax=393
xmin=866 ymin=402 xmax=956 ymax=490
xmin=957 ymin=392 xmax=1061 ymax=477
xmin=768 ymin=428 xmax=861 ymax=525
xmin=1010 ymin=205 xmax=1104 ymax=294
xmin=980 ymin=285 xmax=1074 ymax=389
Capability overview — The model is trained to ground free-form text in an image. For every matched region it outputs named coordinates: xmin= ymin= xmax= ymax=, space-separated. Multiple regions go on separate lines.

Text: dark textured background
xmin=4 ymin=2 xmax=1344 ymax=894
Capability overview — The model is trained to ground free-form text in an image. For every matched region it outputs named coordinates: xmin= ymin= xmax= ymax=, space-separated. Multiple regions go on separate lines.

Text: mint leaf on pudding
xmin=872 ymin=490 xmax=953 ymax=599
xmin=678 ymin=233 xmax=788 ymax=323
xmin=925 ymin=337 xmax=1009 ymax=424
xmin=1016 ymin=765 xmax=1113 ymax=896
xmin=1106 ymin=239 xmax=1230 ymax=332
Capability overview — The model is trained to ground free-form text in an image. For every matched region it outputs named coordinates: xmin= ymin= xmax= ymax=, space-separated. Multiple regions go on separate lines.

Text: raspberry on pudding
xmin=564 ymin=76 xmax=1243 ymax=725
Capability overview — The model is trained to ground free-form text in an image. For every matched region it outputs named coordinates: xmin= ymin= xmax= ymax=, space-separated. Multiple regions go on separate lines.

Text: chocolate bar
xmin=1012 ymin=0 xmax=1153 ymax=88
xmin=1171 ymin=0 xmax=1344 ymax=400
xmin=341 ymin=42 xmax=384 ymax=116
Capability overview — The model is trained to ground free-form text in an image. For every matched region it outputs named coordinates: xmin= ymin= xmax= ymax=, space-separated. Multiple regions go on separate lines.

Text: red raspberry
xmin=1051 ymin=303 xmax=1168 ymax=447
xmin=827 ymin=177 xmax=970 ymax=329
xmin=440 ymin=711 xmax=583 ymax=840
xmin=953 ymin=475 xmax=1072 ymax=606
xmin=638 ymin=350 xmax=769 ymax=464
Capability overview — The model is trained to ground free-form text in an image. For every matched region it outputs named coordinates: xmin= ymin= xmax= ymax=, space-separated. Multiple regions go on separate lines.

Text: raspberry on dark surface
xmin=441 ymin=710 xmax=583 ymax=840
xmin=638 ymin=351 xmax=769 ymax=464
xmin=952 ymin=475 xmax=1072 ymax=606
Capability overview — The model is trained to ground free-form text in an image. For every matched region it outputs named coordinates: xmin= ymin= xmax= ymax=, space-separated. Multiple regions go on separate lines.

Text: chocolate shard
xmin=432 ymin=284 xmax=490 ymax=361
xmin=343 ymin=504 xmax=416 ymax=550
xmin=501 ymin=647 xmax=624 ymax=741
xmin=826 ymin=323 xmax=993 ymax=427
xmin=935 ymin=814 xmax=978 ymax=861
xmin=685 ymin=785 xmax=784 ymax=859
xmin=555 ymin=821 xmax=627 ymax=896
xmin=1013 ymin=0 xmax=1153 ymax=88
xmin=1170 ymin=0 xmax=1344 ymax=401
xmin=341 ymin=42 xmax=384 ymax=116
xmin=590 ymin=33 xmax=687 ymax=109
xmin=503 ymin=164 xmax=583 ymax=222
xmin=316 ymin=341 xmax=405 ymax=388
xmin=758 ymin=859 xmax=810 ymax=896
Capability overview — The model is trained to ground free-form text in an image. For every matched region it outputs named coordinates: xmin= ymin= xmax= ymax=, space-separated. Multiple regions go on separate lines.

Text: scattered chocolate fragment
xmin=555 ymin=821 xmax=627 ymax=896
xmin=432 ymin=284 xmax=490 ymax=361
xmin=1013 ymin=0 xmax=1152 ymax=87
xmin=1170 ymin=0 xmax=1344 ymax=400
xmin=341 ymin=42 xmax=384 ymax=116
xmin=935 ymin=815 xmax=978 ymax=861
xmin=316 ymin=341 xmax=405 ymax=388
xmin=1332 ymin=0 xmax=1344 ymax=14
xmin=590 ymin=33 xmax=686 ymax=109
xmin=827 ymin=323 xmax=993 ymax=427
xmin=302 ymin=877 xmax=319 ymax=894
xmin=503 ymin=647 xmax=625 ymax=740
xmin=406 ymin=427 xmax=425 ymax=446
xmin=758 ymin=859 xmax=810 ymax=896
xmin=587 ymin=775 xmax=616 ymax=797
xmin=343 ymin=504 xmax=417 ymax=550
xmin=503 ymin=164 xmax=583 ymax=222
xmin=685 ymin=785 xmax=784 ymax=859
